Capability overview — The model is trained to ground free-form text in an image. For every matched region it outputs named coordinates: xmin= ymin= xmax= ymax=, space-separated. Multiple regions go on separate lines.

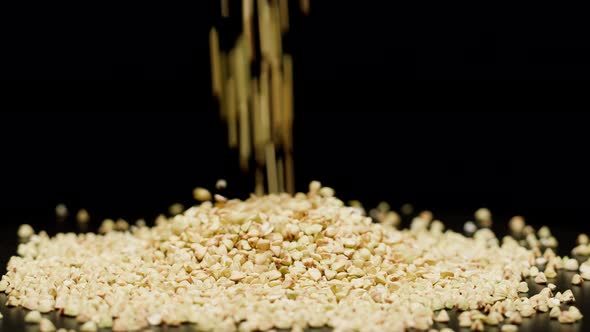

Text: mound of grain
xmin=0 ymin=182 xmax=583 ymax=331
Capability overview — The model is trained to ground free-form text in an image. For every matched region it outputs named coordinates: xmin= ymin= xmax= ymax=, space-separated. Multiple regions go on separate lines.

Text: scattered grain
xmin=463 ymin=221 xmax=477 ymax=233
xmin=216 ymin=179 xmax=228 ymax=190
xmin=522 ymin=225 xmax=535 ymax=236
xmin=24 ymin=310 xmax=42 ymax=323
xmin=400 ymin=203 xmax=413 ymax=215
xmin=474 ymin=208 xmax=492 ymax=227
xmin=537 ymin=226 xmax=551 ymax=238
xmin=168 ymin=203 xmax=184 ymax=216
xmin=76 ymin=209 xmax=90 ymax=224
xmin=534 ymin=272 xmax=547 ymax=284
xmin=508 ymin=313 xmax=522 ymax=324
xmin=193 ymin=187 xmax=212 ymax=201
xmin=517 ymin=281 xmax=529 ymax=293
xmin=114 ymin=218 xmax=129 ymax=231
xmin=17 ymin=224 xmax=34 ymax=238
xmin=509 ymin=216 xmax=525 ymax=234
xmin=544 ymin=265 xmax=557 ymax=279
xmin=434 ymin=310 xmax=449 ymax=323
xmin=39 ymin=318 xmax=56 ymax=332
xmin=549 ymin=306 xmax=561 ymax=318
xmin=561 ymin=289 xmax=575 ymax=303
xmin=80 ymin=321 xmax=98 ymax=332
xmin=564 ymin=258 xmax=579 ymax=271
xmin=55 ymin=204 xmax=68 ymax=218
xmin=99 ymin=219 xmax=115 ymax=234
xmin=501 ymin=324 xmax=518 ymax=332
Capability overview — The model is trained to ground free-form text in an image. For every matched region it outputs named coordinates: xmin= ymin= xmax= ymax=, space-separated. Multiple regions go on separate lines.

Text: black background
xmin=1 ymin=4 xmax=590 ymax=331
xmin=1 ymin=2 xmax=589 ymax=235
xmin=1 ymin=108 xmax=589 ymax=235
xmin=1 ymin=1 xmax=589 ymax=79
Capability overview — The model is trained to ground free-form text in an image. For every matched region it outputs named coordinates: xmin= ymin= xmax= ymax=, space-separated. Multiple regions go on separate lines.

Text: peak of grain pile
xmin=0 ymin=182 xmax=585 ymax=331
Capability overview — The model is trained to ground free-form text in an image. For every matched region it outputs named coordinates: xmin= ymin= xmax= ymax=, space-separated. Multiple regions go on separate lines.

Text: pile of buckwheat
xmin=1 ymin=181 xmax=587 ymax=332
